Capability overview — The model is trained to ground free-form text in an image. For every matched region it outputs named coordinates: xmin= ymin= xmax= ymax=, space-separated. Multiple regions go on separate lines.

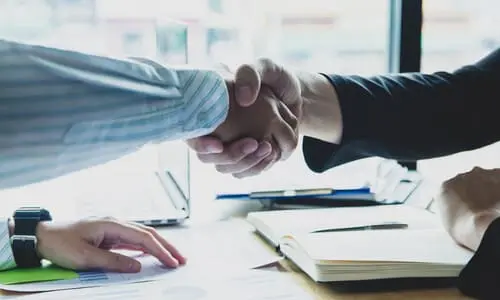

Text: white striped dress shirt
xmin=0 ymin=39 xmax=229 ymax=270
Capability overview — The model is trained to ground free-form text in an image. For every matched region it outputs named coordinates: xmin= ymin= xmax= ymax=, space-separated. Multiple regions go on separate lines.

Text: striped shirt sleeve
xmin=0 ymin=39 xmax=229 ymax=189
xmin=0 ymin=219 xmax=16 ymax=271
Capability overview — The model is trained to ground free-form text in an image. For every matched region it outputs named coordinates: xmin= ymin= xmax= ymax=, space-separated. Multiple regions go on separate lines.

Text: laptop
xmin=67 ymin=141 xmax=191 ymax=227
xmin=0 ymin=141 xmax=191 ymax=227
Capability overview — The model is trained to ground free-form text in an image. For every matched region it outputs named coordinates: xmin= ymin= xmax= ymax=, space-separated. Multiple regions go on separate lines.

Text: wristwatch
xmin=10 ymin=207 xmax=52 ymax=268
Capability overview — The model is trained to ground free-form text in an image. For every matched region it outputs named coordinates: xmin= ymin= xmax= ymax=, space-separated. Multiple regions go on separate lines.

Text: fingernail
xmin=129 ymin=260 xmax=141 ymax=272
xmin=170 ymin=259 xmax=180 ymax=268
xmin=237 ymin=86 xmax=252 ymax=105
xmin=242 ymin=142 xmax=258 ymax=154
xmin=207 ymin=144 xmax=223 ymax=153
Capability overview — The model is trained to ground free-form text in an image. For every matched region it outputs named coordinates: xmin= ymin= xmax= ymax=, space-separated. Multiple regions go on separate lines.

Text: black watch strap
xmin=11 ymin=207 xmax=52 ymax=268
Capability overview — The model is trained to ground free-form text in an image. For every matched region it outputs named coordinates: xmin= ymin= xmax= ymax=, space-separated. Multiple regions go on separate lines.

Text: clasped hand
xmin=187 ymin=59 xmax=303 ymax=178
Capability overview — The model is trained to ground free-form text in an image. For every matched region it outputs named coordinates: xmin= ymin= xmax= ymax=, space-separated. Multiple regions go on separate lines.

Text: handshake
xmin=187 ymin=59 xmax=303 ymax=178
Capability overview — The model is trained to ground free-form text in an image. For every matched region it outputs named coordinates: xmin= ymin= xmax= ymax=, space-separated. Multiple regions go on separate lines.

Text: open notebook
xmin=246 ymin=205 xmax=474 ymax=282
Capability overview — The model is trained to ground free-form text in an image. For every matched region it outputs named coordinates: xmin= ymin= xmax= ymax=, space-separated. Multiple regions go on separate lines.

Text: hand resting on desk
xmin=436 ymin=166 xmax=500 ymax=251
xmin=23 ymin=218 xmax=186 ymax=273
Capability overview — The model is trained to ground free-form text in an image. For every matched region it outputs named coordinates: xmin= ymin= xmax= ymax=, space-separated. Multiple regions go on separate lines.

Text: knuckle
xmin=140 ymin=231 xmax=154 ymax=243
xmin=112 ymin=254 xmax=127 ymax=265
xmin=227 ymin=151 xmax=245 ymax=162
xmin=236 ymin=63 xmax=254 ymax=75
xmin=102 ymin=216 xmax=117 ymax=222
xmin=258 ymin=57 xmax=275 ymax=69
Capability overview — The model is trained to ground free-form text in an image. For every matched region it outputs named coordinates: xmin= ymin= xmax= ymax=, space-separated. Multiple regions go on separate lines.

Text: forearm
xmin=300 ymin=49 xmax=500 ymax=172
xmin=298 ymin=71 xmax=342 ymax=144
xmin=0 ymin=39 xmax=228 ymax=188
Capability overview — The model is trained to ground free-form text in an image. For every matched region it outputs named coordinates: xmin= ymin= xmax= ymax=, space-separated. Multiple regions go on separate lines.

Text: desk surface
xmin=0 ymin=217 xmax=471 ymax=300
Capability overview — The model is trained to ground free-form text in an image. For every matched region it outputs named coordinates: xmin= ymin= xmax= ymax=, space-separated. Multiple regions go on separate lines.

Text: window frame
xmin=388 ymin=0 xmax=423 ymax=171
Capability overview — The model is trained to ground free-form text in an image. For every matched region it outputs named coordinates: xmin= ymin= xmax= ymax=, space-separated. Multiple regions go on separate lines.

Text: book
xmin=246 ymin=205 xmax=474 ymax=282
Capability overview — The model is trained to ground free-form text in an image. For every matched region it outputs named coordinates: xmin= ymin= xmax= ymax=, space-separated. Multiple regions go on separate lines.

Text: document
xmin=16 ymin=269 xmax=313 ymax=300
xmin=0 ymin=263 xmax=77 ymax=285
xmin=247 ymin=204 xmax=441 ymax=245
xmin=0 ymin=253 xmax=182 ymax=293
xmin=157 ymin=219 xmax=282 ymax=269
xmin=1 ymin=219 xmax=282 ymax=293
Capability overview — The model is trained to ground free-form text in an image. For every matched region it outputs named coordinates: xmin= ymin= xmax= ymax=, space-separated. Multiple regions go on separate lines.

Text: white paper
xmin=1 ymin=220 xmax=282 ymax=293
xmin=157 ymin=219 xmax=282 ymax=269
xmin=247 ymin=204 xmax=441 ymax=244
xmin=283 ymin=228 xmax=473 ymax=265
xmin=0 ymin=253 xmax=180 ymax=293
xmin=14 ymin=269 xmax=313 ymax=300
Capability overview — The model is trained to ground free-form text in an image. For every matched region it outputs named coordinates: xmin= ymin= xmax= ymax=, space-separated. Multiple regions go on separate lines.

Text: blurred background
xmin=1 ymin=0 xmax=499 ymax=221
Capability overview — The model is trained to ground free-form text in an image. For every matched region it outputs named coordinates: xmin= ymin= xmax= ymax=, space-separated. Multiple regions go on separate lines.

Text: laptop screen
xmin=0 ymin=144 xmax=190 ymax=222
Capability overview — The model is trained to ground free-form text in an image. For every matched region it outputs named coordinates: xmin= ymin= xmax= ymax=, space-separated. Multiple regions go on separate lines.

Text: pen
xmin=310 ymin=222 xmax=408 ymax=233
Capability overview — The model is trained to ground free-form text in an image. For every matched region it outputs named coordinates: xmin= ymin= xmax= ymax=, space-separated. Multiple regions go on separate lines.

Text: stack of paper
xmin=247 ymin=204 xmax=474 ymax=282
xmin=12 ymin=269 xmax=313 ymax=300
xmin=279 ymin=229 xmax=473 ymax=282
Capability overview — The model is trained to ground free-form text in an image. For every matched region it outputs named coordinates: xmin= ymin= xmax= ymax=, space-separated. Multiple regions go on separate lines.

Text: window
xmin=208 ymin=0 xmax=223 ymax=13
xmin=0 ymin=0 xmax=390 ymax=222
xmin=122 ymin=32 xmax=143 ymax=53
xmin=418 ymin=0 xmax=500 ymax=182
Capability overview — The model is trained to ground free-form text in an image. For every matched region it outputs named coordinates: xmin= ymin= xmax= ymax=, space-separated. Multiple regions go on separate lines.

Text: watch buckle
xmin=10 ymin=235 xmax=38 ymax=244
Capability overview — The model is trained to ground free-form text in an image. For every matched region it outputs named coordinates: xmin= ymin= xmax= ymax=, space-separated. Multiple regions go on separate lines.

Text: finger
xmin=100 ymin=221 xmax=179 ymax=268
xmin=78 ymin=243 xmax=142 ymax=273
xmin=197 ymin=138 xmax=259 ymax=165
xmin=278 ymin=100 xmax=299 ymax=131
xmin=271 ymin=120 xmax=298 ymax=161
xmin=234 ymin=64 xmax=261 ymax=107
xmin=132 ymin=223 xmax=187 ymax=265
xmin=215 ymin=142 xmax=272 ymax=174
xmin=186 ymin=136 xmax=224 ymax=154
xmin=233 ymin=147 xmax=279 ymax=179
xmin=254 ymin=58 xmax=302 ymax=110
xmin=112 ymin=244 xmax=147 ymax=252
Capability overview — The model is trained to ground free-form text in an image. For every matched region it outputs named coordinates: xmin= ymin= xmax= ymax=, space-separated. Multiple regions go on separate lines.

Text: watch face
xmin=14 ymin=207 xmax=52 ymax=221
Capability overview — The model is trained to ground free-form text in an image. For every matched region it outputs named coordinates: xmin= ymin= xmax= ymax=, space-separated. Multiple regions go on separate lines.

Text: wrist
xmin=297 ymin=72 xmax=343 ymax=144
xmin=452 ymin=210 xmax=500 ymax=251
xmin=35 ymin=221 xmax=51 ymax=259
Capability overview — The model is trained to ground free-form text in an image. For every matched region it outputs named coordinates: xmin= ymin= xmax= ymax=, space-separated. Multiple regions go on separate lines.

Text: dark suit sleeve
xmin=303 ymin=48 xmax=500 ymax=173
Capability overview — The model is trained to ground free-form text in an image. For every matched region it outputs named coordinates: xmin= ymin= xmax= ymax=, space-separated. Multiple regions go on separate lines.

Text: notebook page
xmin=282 ymin=229 xmax=473 ymax=265
xmin=248 ymin=205 xmax=441 ymax=241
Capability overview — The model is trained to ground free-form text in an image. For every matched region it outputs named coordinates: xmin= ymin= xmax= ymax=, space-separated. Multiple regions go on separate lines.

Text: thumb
xmin=234 ymin=64 xmax=261 ymax=107
xmin=79 ymin=244 xmax=141 ymax=273
xmin=254 ymin=58 xmax=302 ymax=115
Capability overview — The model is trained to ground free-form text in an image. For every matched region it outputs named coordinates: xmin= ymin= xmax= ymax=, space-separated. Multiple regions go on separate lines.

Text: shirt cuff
xmin=0 ymin=219 xmax=16 ymax=271
xmin=178 ymin=69 xmax=230 ymax=140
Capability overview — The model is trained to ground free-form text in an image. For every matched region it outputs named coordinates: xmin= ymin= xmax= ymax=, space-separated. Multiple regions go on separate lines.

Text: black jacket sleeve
xmin=303 ymin=48 xmax=500 ymax=173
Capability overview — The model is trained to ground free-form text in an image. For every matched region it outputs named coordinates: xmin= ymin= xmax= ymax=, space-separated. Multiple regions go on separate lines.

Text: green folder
xmin=0 ymin=261 xmax=78 ymax=285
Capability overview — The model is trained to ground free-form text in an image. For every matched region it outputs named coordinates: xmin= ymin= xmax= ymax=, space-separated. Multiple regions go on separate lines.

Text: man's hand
xmin=187 ymin=59 xmax=302 ymax=178
xmin=36 ymin=218 xmax=186 ymax=272
xmin=435 ymin=167 xmax=500 ymax=251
